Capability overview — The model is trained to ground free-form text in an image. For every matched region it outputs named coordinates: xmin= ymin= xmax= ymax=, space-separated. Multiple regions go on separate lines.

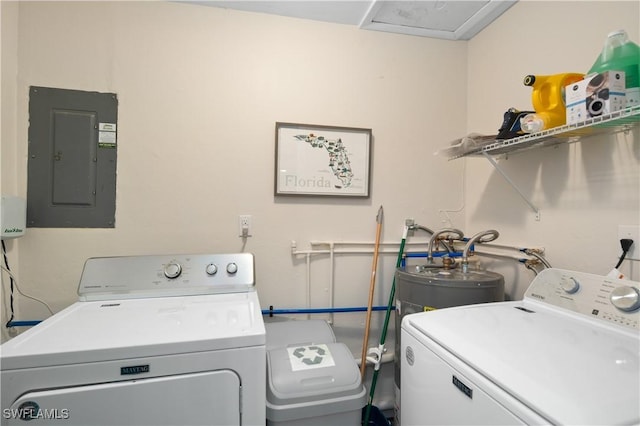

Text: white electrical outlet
xmin=239 ymin=215 xmax=252 ymax=237
xmin=618 ymin=225 xmax=639 ymax=261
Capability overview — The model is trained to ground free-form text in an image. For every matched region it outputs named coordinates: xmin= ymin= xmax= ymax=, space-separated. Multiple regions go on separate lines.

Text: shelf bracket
xmin=481 ymin=151 xmax=540 ymax=221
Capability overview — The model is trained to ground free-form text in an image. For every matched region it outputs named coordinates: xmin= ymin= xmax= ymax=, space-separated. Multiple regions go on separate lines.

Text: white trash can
xmin=266 ymin=342 xmax=366 ymax=426
xmin=265 ymin=320 xmax=366 ymax=426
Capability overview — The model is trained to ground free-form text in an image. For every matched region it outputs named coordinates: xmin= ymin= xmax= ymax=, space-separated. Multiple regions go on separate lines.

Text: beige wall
xmin=1 ymin=0 xmax=639 ymax=357
xmin=2 ymin=0 xmax=639 ymax=412
xmin=466 ymin=1 xmax=640 ymax=298
xmin=1 ymin=1 xmax=20 ymax=343
xmin=1 ymin=0 xmax=467 ymax=352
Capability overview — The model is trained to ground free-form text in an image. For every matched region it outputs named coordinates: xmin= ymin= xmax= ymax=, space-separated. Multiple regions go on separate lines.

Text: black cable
xmin=614 ymin=238 xmax=634 ymax=269
xmin=2 ymin=240 xmax=15 ymax=327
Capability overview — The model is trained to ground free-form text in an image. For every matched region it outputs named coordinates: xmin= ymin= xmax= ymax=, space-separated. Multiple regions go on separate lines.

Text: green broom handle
xmin=363 ymin=231 xmax=407 ymax=425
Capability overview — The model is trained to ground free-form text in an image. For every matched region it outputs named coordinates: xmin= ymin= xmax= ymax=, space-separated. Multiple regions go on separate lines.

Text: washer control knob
xmin=226 ymin=262 xmax=238 ymax=274
xmin=560 ymin=276 xmax=580 ymax=294
xmin=206 ymin=263 xmax=218 ymax=276
xmin=610 ymin=286 xmax=640 ymax=312
xmin=164 ymin=262 xmax=182 ymax=279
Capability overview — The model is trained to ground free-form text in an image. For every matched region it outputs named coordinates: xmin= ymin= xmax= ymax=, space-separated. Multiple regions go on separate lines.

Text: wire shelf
xmin=447 ymin=105 xmax=640 ymax=160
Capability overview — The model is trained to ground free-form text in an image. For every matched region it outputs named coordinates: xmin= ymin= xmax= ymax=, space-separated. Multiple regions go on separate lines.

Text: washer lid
xmin=403 ymin=301 xmax=640 ymax=425
xmin=1 ymin=291 xmax=265 ymax=370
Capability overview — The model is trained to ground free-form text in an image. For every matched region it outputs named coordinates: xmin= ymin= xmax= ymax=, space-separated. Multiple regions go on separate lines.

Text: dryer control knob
xmin=560 ymin=276 xmax=580 ymax=294
xmin=227 ymin=262 xmax=238 ymax=274
xmin=164 ymin=262 xmax=182 ymax=279
xmin=610 ymin=286 xmax=640 ymax=312
xmin=206 ymin=263 xmax=218 ymax=276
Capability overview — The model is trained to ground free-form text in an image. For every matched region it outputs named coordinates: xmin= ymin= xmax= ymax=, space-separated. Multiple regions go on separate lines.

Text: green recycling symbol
xmin=293 ymin=345 xmax=326 ymax=365
xmin=287 ymin=343 xmax=335 ymax=371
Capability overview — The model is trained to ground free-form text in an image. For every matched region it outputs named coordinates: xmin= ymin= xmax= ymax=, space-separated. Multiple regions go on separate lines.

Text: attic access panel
xmin=360 ymin=0 xmax=516 ymax=40
xmin=27 ymin=86 xmax=118 ymax=228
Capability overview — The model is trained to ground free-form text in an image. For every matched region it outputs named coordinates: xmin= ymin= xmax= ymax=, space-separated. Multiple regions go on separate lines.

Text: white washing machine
xmin=1 ymin=253 xmax=265 ymax=426
xmin=401 ymin=268 xmax=640 ymax=425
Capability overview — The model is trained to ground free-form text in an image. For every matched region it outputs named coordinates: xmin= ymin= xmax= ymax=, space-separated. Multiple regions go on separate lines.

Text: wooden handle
xmin=360 ymin=206 xmax=383 ymax=379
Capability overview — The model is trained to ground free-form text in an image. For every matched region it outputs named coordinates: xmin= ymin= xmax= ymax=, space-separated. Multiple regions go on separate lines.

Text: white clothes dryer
xmin=1 ymin=253 xmax=265 ymax=426
xmin=401 ymin=268 xmax=640 ymax=425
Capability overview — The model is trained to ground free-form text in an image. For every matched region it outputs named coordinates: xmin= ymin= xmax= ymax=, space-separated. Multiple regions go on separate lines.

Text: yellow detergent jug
xmin=523 ymin=73 xmax=584 ymax=131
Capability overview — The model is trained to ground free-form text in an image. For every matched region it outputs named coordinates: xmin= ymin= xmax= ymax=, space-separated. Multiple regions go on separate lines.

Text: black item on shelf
xmin=496 ymin=108 xmax=535 ymax=140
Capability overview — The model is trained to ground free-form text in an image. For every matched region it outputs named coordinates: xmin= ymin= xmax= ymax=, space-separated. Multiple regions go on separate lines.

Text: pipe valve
xmin=427 ymin=228 xmax=465 ymax=264
xmin=462 ymin=230 xmax=500 ymax=272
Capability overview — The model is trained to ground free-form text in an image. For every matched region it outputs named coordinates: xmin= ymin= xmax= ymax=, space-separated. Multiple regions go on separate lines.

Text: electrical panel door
xmin=27 ymin=86 xmax=117 ymax=228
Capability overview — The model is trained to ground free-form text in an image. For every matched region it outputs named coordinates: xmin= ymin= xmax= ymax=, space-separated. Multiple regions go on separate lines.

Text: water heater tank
xmin=393 ymin=265 xmax=505 ymax=425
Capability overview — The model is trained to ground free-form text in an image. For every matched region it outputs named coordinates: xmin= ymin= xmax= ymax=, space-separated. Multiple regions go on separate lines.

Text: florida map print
xmin=294 ymin=133 xmax=354 ymax=189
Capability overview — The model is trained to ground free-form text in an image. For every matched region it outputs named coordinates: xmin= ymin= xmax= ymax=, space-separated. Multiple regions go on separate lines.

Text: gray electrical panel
xmin=27 ymin=86 xmax=118 ymax=228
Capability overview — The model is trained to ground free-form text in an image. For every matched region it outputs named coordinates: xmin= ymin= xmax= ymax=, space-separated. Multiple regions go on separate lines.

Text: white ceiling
xmin=185 ymin=0 xmax=517 ymax=40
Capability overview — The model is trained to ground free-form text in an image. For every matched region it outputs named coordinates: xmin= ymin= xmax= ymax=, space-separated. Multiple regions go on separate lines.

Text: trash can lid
xmin=266 ymin=342 xmax=363 ymax=405
xmin=265 ymin=319 xmax=336 ymax=350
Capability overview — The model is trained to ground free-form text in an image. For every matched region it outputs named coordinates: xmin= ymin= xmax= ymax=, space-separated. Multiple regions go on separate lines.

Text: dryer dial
xmin=206 ymin=263 xmax=218 ymax=276
xmin=164 ymin=262 xmax=182 ymax=279
xmin=227 ymin=262 xmax=238 ymax=274
xmin=610 ymin=286 xmax=640 ymax=312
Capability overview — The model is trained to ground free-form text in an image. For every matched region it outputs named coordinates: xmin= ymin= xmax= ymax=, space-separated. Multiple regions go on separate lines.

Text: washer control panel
xmin=524 ymin=268 xmax=640 ymax=331
xmin=78 ymin=253 xmax=255 ymax=300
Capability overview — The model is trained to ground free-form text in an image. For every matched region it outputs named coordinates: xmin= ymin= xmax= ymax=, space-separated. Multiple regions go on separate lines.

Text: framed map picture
xmin=275 ymin=122 xmax=372 ymax=197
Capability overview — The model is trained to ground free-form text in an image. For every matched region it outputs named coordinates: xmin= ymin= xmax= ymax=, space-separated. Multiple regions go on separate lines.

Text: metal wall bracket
xmin=482 ymin=151 xmax=540 ymax=221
